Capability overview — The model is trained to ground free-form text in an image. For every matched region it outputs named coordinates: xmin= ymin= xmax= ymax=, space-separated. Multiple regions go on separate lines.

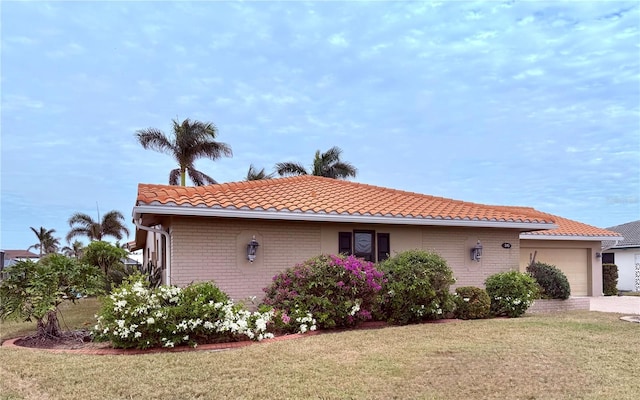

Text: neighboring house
xmin=602 ymin=220 xmax=640 ymax=292
xmin=519 ymin=214 xmax=622 ymax=296
xmin=2 ymin=249 xmax=40 ymax=269
xmin=131 ymin=176 xmax=619 ymax=301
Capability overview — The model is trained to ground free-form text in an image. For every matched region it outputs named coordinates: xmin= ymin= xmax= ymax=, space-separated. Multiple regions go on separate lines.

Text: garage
xmin=520 ymin=247 xmax=589 ymax=296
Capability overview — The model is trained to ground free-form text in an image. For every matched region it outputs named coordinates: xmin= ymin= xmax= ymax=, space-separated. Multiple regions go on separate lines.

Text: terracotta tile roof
xmin=136 ymin=176 xmax=555 ymax=226
xmin=518 ymin=211 xmax=622 ymax=239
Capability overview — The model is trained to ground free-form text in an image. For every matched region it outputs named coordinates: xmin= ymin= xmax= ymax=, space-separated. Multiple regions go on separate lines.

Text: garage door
xmin=520 ymin=248 xmax=589 ymax=296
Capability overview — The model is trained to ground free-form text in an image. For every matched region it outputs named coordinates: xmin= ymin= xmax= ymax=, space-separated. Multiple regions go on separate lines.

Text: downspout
xmin=133 ymin=210 xmax=172 ymax=285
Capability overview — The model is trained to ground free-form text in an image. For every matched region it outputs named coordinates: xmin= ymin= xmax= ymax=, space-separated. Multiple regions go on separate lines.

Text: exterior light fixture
xmin=595 ymin=252 xmax=601 ymax=259
xmin=471 ymin=240 xmax=483 ymax=262
xmin=247 ymin=236 xmax=260 ymax=263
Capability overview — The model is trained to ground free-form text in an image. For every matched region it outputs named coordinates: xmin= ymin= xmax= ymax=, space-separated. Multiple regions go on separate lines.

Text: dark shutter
xmin=338 ymin=232 xmax=353 ymax=255
xmin=377 ymin=233 xmax=390 ymax=262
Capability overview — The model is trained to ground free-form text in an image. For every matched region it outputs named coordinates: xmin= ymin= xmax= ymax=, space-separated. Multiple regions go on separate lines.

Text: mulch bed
xmin=5 ymin=319 xmax=459 ymax=354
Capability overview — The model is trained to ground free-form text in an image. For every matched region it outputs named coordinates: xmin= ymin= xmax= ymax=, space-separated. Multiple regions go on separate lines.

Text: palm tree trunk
xmin=181 ymin=168 xmax=186 ymax=186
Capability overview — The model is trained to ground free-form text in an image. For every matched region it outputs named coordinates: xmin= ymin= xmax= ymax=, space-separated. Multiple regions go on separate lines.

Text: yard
xmin=1 ymin=299 xmax=638 ymax=400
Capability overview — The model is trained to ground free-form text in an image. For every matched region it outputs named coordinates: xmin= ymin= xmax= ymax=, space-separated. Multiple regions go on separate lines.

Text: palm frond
xmin=135 ymin=128 xmax=175 ymax=154
xmin=188 ymin=168 xmax=218 ymax=186
xmin=169 ymin=168 xmax=181 ymax=186
xmin=246 ymin=164 xmax=275 ymax=181
xmin=275 ymin=162 xmax=308 ymax=177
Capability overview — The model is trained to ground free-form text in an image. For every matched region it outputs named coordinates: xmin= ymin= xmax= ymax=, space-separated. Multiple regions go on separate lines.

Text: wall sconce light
xmin=595 ymin=252 xmax=601 ymax=259
xmin=247 ymin=236 xmax=260 ymax=263
xmin=471 ymin=240 xmax=483 ymax=262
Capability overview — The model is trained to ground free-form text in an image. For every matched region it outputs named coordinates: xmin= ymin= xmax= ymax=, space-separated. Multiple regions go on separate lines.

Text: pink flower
xmin=281 ymin=313 xmax=291 ymax=324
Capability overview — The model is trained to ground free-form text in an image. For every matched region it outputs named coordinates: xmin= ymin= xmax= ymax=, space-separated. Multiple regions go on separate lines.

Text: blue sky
xmin=1 ymin=1 xmax=639 ymax=250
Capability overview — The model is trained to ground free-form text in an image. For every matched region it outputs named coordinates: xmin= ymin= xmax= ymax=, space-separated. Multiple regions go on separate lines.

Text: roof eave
xmin=520 ymin=234 xmax=624 ymax=241
xmin=133 ymin=205 xmax=557 ymax=230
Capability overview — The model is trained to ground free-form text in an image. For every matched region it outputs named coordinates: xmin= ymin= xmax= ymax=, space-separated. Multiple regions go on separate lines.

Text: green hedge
xmin=602 ymin=263 xmax=618 ymax=296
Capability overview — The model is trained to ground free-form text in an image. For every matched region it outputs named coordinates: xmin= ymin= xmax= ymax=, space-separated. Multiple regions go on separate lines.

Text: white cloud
xmin=328 ymin=33 xmax=348 ymax=47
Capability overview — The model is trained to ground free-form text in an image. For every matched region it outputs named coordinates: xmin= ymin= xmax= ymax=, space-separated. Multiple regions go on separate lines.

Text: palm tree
xmin=66 ymin=210 xmax=130 ymax=242
xmin=62 ymin=240 xmax=85 ymax=258
xmin=275 ymin=146 xmax=357 ymax=179
xmin=135 ymin=118 xmax=233 ymax=186
xmin=245 ymin=164 xmax=275 ymax=181
xmin=28 ymin=227 xmax=60 ymax=257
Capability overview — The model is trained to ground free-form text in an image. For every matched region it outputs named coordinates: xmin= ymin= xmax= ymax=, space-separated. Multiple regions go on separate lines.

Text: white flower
xmin=134 ymin=332 xmax=142 ymax=338
xmin=146 ymin=317 xmax=155 ymax=325
xmin=463 ymin=298 xmax=470 ymax=302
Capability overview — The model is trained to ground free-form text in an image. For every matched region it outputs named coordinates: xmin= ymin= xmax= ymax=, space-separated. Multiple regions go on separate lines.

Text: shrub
xmin=526 ymin=262 xmax=571 ymax=300
xmin=93 ymin=275 xmax=313 ymax=349
xmin=0 ymin=254 xmax=104 ymax=338
xmin=262 ymin=254 xmax=384 ymax=329
xmin=485 ymin=270 xmax=538 ymax=317
xmin=602 ymin=264 xmax=619 ymax=296
xmin=454 ymin=286 xmax=491 ymax=320
xmin=376 ymin=250 xmax=455 ymax=324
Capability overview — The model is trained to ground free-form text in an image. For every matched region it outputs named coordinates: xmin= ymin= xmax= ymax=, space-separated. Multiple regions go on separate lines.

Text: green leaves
xmin=0 ymin=254 xmax=105 ymax=336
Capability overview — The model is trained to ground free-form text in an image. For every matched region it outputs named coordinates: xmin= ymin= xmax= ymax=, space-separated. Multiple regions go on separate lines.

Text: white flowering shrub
xmin=453 ymin=286 xmax=491 ymax=319
xmin=484 ymin=271 xmax=539 ymax=318
xmin=93 ymin=275 xmax=315 ymax=349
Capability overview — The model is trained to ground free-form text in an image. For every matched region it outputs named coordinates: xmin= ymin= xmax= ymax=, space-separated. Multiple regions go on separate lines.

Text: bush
xmin=376 ymin=250 xmax=455 ymax=324
xmin=262 ymin=254 xmax=384 ymax=329
xmin=93 ymin=275 xmax=315 ymax=349
xmin=602 ymin=264 xmax=619 ymax=296
xmin=526 ymin=262 xmax=571 ymax=300
xmin=485 ymin=270 xmax=538 ymax=317
xmin=0 ymin=254 xmax=104 ymax=338
xmin=454 ymin=286 xmax=491 ymax=320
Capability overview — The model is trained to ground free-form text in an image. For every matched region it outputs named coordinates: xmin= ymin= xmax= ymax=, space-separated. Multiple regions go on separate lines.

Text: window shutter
xmin=338 ymin=232 xmax=352 ymax=255
xmin=377 ymin=233 xmax=390 ymax=262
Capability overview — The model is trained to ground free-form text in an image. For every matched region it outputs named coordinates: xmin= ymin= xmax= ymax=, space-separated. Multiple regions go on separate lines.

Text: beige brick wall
xmin=526 ymin=298 xmax=590 ymax=314
xmin=166 ymin=217 xmax=522 ymax=302
xmin=421 ymin=227 xmax=521 ymax=290
xmin=170 ymin=217 xmax=322 ymax=301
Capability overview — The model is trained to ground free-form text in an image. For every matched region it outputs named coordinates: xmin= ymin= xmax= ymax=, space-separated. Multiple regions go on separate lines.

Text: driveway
xmin=589 ymin=296 xmax=640 ymax=315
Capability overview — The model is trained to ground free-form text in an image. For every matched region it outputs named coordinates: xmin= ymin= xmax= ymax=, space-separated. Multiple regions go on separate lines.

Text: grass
xmin=1 ymin=302 xmax=639 ymax=400
xmin=0 ymin=297 xmax=101 ymax=341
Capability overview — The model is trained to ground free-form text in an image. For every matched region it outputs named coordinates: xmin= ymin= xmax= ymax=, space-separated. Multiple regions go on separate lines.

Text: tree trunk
xmin=181 ymin=168 xmax=186 ymax=186
xmin=36 ymin=310 xmax=62 ymax=338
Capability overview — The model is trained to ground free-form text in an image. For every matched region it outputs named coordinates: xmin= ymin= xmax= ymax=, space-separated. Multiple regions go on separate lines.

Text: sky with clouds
xmin=1 ymin=1 xmax=639 ymax=250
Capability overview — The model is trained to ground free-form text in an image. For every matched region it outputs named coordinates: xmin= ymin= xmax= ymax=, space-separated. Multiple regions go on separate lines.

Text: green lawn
xmin=1 ymin=301 xmax=639 ymax=400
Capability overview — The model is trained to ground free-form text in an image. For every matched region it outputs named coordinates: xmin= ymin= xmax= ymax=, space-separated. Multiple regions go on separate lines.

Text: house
xmin=1 ymin=249 xmax=40 ymax=269
xmin=131 ymin=176 xmax=620 ymax=301
xmin=602 ymin=220 xmax=640 ymax=292
xmin=519 ymin=214 xmax=622 ymax=296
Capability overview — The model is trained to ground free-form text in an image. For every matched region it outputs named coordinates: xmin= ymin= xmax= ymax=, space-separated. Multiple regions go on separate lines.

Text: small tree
xmin=82 ymin=241 xmax=128 ymax=291
xmin=0 ymin=254 xmax=104 ymax=338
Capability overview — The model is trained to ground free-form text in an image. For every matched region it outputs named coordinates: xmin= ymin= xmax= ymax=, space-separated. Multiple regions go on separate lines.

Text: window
xmin=602 ymin=253 xmax=614 ymax=264
xmin=338 ymin=231 xmax=390 ymax=262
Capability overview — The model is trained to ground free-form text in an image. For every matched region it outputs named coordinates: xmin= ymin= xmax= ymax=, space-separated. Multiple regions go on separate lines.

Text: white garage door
xmin=520 ymin=248 xmax=589 ymax=296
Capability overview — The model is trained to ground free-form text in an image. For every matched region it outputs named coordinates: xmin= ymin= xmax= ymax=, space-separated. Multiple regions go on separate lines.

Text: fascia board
xmin=520 ymin=234 xmax=624 ymax=241
xmin=133 ymin=205 xmax=557 ymax=230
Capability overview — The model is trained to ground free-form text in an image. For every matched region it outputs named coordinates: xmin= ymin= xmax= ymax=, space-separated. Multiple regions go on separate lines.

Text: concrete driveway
xmin=589 ymin=296 xmax=640 ymax=315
